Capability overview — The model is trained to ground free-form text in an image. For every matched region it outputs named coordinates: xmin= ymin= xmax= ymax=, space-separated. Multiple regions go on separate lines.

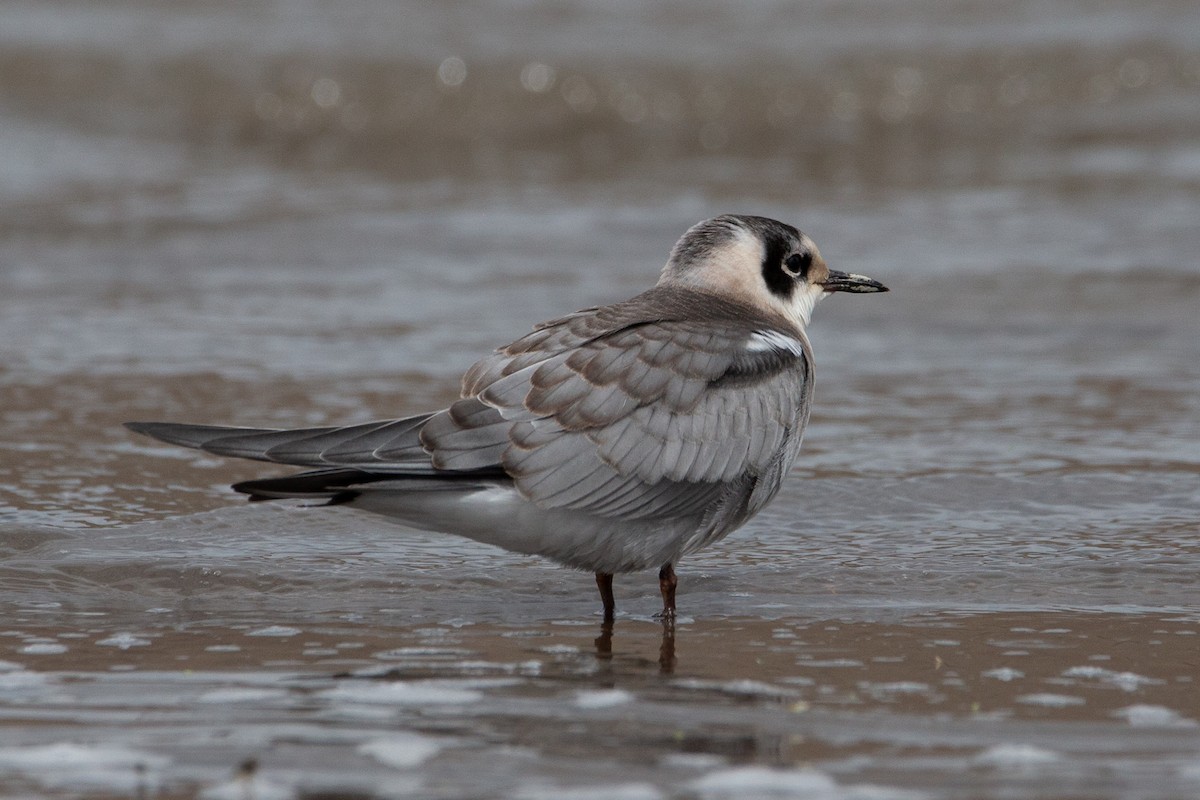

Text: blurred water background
xmin=1 ymin=1 xmax=1199 ymax=798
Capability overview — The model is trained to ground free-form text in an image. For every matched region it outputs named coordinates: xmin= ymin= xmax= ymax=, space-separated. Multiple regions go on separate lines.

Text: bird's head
xmin=659 ymin=215 xmax=887 ymax=329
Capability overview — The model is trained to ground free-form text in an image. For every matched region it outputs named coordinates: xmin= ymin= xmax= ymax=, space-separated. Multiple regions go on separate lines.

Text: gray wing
xmin=421 ymin=295 xmax=813 ymax=520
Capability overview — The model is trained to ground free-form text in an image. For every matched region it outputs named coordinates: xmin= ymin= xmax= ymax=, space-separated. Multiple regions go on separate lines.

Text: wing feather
xmin=277 ymin=417 xmax=428 ymax=464
xmin=438 ymin=289 xmax=813 ymax=519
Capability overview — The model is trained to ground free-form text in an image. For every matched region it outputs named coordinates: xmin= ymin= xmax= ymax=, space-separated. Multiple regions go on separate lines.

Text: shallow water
xmin=2 ymin=1 xmax=1199 ymax=798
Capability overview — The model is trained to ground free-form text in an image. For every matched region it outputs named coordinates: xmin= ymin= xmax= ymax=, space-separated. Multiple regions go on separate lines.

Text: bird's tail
xmin=230 ymin=468 xmax=502 ymax=503
xmin=125 ymin=416 xmax=504 ymax=505
xmin=230 ymin=468 xmax=376 ymax=503
xmin=124 ymin=413 xmax=436 ymax=468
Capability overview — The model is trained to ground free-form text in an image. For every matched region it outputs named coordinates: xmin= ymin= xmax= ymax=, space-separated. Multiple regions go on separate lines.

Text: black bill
xmin=822 ymin=270 xmax=888 ymax=293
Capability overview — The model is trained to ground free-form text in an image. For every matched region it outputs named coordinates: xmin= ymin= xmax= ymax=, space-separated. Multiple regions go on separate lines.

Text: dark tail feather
xmin=232 ymin=466 xmax=509 ymax=502
xmin=232 ymin=468 xmax=376 ymax=502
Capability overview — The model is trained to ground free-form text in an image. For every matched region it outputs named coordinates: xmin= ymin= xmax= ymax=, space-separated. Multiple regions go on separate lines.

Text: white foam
xmin=974 ymin=743 xmax=1061 ymax=767
xmin=200 ymin=776 xmax=295 ymax=800
xmin=0 ymin=668 xmax=47 ymax=693
xmin=722 ymin=679 xmax=799 ymax=697
xmin=19 ymin=641 xmax=68 ymax=655
xmin=1062 ymin=666 xmax=1162 ymax=691
xmin=573 ymin=688 xmax=634 ymax=709
xmin=673 ymin=678 xmax=798 ymax=697
xmin=1112 ymin=704 xmax=1197 ymax=728
xmin=690 ymin=766 xmax=840 ymax=799
xmin=868 ymin=681 xmax=929 ymax=694
xmin=795 ymin=659 xmax=863 ymax=668
xmin=358 ymin=732 xmax=447 ymax=769
xmin=981 ymin=667 xmax=1024 ymax=681
xmin=512 ymin=782 xmax=664 ymax=800
xmin=245 ymin=625 xmax=302 ymax=637
xmin=96 ymin=633 xmax=151 ymax=649
xmin=0 ymin=742 xmax=169 ymax=792
xmin=323 ymin=680 xmax=483 ymax=706
xmin=1015 ymin=693 xmax=1085 ymax=708
xmin=659 ymin=753 xmax=728 ymax=770
xmin=373 ymin=646 xmax=472 ymax=659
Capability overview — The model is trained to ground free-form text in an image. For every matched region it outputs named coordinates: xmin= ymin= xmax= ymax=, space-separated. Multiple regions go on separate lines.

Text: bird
xmin=126 ymin=214 xmax=886 ymax=620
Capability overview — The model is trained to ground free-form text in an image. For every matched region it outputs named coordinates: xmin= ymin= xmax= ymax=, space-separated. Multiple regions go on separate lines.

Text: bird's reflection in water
xmin=658 ymin=620 xmax=677 ymax=673
xmin=593 ymin=620 xmax=614 ymax=662
xmin=593 ymin=619 xmax=676 ymax=674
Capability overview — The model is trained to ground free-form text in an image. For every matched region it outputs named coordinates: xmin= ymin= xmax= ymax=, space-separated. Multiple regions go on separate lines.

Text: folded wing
xmin=421 ymin=287 xmax=813 ymax=519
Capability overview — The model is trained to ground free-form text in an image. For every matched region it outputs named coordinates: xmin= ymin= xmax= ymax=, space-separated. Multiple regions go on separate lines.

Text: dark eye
xmin=784 ymin=251 xmax=812 ymax=278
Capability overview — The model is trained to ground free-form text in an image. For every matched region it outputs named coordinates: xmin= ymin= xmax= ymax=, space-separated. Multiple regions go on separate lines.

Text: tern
xmin=127 ymin=215 xmax=887 ymax=620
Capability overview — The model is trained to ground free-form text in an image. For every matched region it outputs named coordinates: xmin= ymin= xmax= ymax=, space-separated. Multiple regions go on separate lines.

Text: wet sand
xmin=5 ymin=604 xmax=1200 ymax=798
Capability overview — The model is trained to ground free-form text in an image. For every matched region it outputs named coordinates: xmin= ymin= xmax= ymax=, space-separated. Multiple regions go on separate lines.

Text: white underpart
xmin=747 ymin=330 xmax=806 ymax=357
xmin=350 ymin=481 xmax=707 ymax=573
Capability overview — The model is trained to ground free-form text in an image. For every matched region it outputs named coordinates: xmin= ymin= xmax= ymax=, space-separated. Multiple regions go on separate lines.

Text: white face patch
xmin=783 ymin=281 xmax=826 ymax=328
xmin=712 ymin=228 xmax=827 ymax=330
xmin=746 ymin=330 xmax=806 ymax=357
xmin=658 ymin=226 xmax=764 ymax=297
